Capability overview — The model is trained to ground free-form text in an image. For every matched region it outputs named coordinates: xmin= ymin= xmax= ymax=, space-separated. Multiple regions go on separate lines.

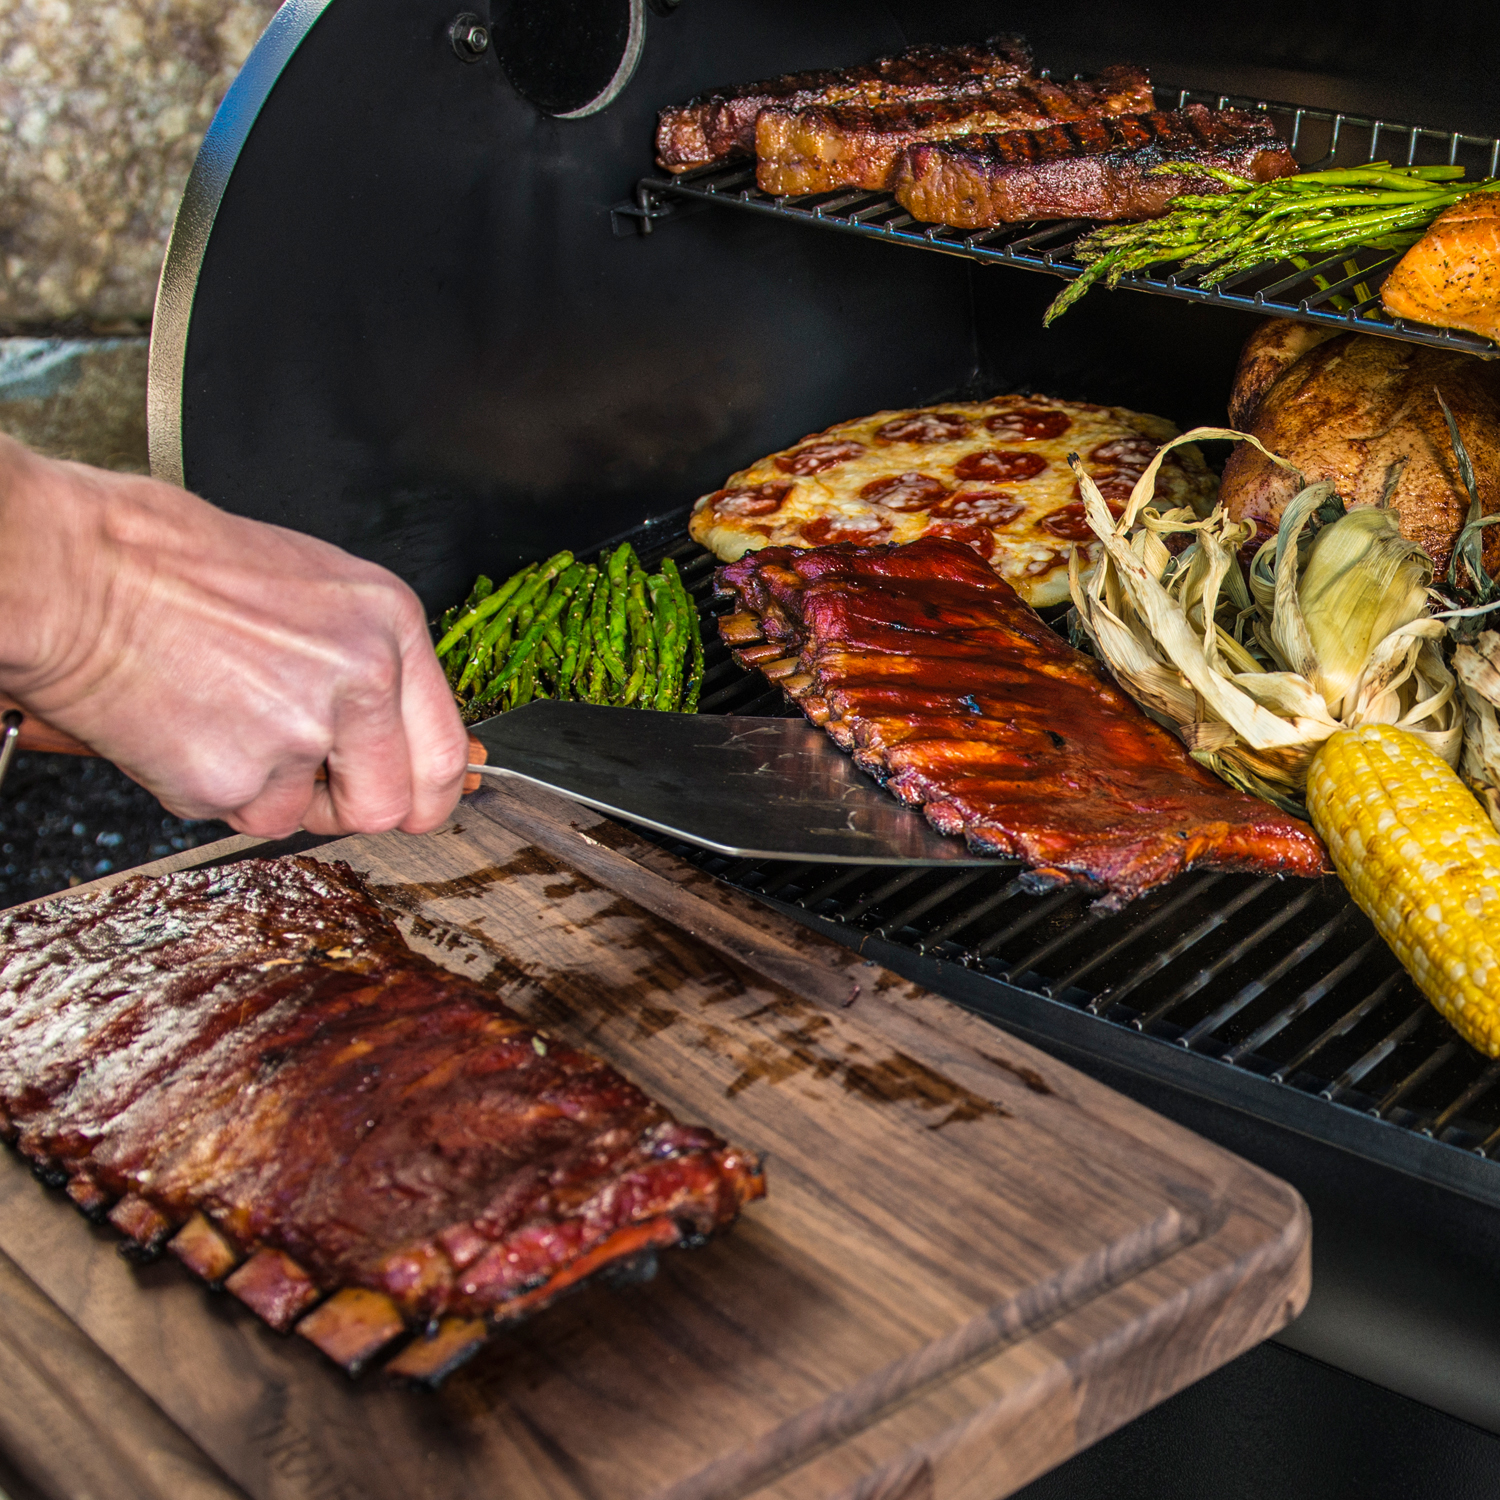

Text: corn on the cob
xmin=1307 ymin=724 xmax=1500 ymax=1056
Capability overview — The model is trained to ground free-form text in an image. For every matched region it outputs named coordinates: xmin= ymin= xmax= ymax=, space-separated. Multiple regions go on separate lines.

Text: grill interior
xmin=616 ymin=523 xmax=1500 ymax=1173
xmin=635 ymin=85 xmax=1500 ymax=359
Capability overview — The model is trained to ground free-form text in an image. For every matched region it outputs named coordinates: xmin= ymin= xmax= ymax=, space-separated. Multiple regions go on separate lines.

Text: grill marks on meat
xmin=0 ymin=858 xmax=764 ymax=1381
xmin=655 ymin=35 xmax=1033 ymax=172
xmin=893 ymin=105 xmax=1297 ymax=227
xmin=754 ymin=66 xmax=1154 ymax=196
xmin=717 ymin=539 xmax=1327 ymax=909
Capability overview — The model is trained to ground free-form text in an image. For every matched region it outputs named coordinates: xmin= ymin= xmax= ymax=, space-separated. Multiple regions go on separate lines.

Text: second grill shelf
xmin=637 ymin=85 xmax=1500 ymax=358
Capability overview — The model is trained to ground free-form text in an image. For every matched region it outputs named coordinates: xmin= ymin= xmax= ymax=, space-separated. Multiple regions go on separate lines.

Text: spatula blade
xmin=468 ymin=701 xmax=1001 ymax=865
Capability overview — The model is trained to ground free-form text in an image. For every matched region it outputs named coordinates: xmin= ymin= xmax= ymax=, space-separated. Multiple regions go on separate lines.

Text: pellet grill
xmin=147 ymin=0 xmax=1500 ymax=1493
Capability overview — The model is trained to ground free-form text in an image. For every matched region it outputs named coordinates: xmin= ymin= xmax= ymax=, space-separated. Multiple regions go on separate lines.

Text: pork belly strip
xmin=892 ymin=104 xmax=1297 ymax=227
xmin=716 ymin=539 xmax=1327 ymax=908
xmin=654 ymin=35 xmax=1033 ymax=172
xmin=0 ymin=858 xmax=764 ymax=1338
xmin=755 ymin=66 xmax=1154 ymax=196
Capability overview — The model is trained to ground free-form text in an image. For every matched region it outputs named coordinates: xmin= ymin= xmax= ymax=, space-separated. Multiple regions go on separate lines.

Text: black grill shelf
xmin=619 ymin=524 xmax=1500 ymax=1189
xmin=638 ymin=85 xmax=1500 ymax=359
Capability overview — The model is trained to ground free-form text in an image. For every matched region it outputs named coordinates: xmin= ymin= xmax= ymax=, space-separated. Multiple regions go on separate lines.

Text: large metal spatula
xmin=468 ymin=700 xmax=998 ymax=865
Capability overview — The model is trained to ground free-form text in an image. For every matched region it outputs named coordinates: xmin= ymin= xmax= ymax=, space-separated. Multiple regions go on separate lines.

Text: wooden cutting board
xmin=0 ymin=782 xmax=1309 ymax=1500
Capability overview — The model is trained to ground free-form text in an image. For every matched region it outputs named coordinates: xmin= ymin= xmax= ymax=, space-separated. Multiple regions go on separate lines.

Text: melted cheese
xmin=690 ymin=395 xmax=1216 ymax=606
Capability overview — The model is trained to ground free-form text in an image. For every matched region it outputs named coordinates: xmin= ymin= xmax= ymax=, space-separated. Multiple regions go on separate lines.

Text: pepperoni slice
xmin=801 ymin=516 xmax=892 ymax=547
xmin=859 ymin=471 xmax=950 ymax=510
xmin=712 ymin=481 xmax=792 ymax=518
xmin=1091 ymin=475 xmax=1141 ymax=503
xmin=775 ymin=440 xmax=866 ymax=476
xmin=874 ymin=412 xmax=970 ymax=444
xmin=984 ymin=407 xmax=1072 ymax=441
xmin=930 ymin=491 xmax=1025 ymax=526
xmin=1041 ymin=500 xmax=1124 ymax=541
xmin=925 ymin=522 xmax=995 ymax=558
xmin=1090 ymin=435 xmax=1158 ymax=467
xmin=952 ymin=449 xmax=1048 ymax=484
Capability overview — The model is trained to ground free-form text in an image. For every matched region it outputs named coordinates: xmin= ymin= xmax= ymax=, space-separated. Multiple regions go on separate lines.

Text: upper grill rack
xmin=637 ymin=85 xmax=1500 ymax=358
xmin=636 ymin=529 xmax=1500 ymax=1186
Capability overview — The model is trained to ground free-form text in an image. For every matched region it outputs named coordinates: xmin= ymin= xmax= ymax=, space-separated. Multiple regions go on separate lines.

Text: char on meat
xmin=655 ymin=35 xmax=1034 ymax=173
xmin=0 ymin=858 xmax=764 ymax=1375
xmin=716 ymin=538 xmax=1327 ymax=908
xmin=892 ymin=104 xmax=1297 ymax=226
xmin=754 ymin=65 xmax=1155 ymax=196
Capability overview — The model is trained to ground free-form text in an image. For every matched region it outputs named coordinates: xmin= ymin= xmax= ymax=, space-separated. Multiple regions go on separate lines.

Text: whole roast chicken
xmin=1220 ymin=323 xmax=1500 ymax=576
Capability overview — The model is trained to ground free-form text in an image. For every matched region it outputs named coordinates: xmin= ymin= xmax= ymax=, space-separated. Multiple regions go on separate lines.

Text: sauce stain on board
xmin=371 ymin=845 xmax=1009 ymax=1132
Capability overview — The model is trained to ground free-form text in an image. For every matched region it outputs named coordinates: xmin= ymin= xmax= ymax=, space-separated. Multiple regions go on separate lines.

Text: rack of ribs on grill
xmin=754 ymin=65 xmax=1154 ymax=196
xmin=655 ymin=34 xmax=1034 ymax=173
xmin=0 ymin=857 xmax=765 ymax=1384
xmin=892 ymin=105 xmax=1297 ymax=226
xmin=716 ymin=538 xmax=1327 ymax=908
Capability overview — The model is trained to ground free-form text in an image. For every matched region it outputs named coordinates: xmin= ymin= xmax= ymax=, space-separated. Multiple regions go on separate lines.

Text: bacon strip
xmin=0 ymin=858 xmax=765 ymax=1374
xmin=716 ymin=539 xmax=1327 ymax=908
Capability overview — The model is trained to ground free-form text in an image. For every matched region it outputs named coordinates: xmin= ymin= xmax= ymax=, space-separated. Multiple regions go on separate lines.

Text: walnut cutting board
xmin=0 ymin=783 xmax=1310 ymax=1500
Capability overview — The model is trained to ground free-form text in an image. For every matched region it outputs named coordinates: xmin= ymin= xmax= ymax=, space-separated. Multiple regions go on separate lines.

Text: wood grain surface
xmin=0 ymin=783 xmax=1311 ymax=1500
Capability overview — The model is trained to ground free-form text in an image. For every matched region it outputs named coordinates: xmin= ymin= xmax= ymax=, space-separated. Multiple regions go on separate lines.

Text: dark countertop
xmin=0 ymin=751 xmax=227 ymax=909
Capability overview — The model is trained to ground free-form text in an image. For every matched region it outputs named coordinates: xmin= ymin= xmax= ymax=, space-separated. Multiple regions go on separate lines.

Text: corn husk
xmin=1428 ymin=392 xmax=1500 ymax=832
xmin=1068 ymin=427 xmax=1461 ymax=818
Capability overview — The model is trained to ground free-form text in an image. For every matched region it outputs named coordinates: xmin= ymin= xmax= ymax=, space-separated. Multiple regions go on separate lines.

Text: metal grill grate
xmin=636 ymin=86 xmax=1500 ymax=358
xmin=629 ymin=528 xmax=1500 ymax=1175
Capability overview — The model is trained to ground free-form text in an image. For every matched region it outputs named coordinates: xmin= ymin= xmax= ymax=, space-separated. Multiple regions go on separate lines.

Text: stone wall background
xmin=0 ymin=0 xmax=280 ymax=469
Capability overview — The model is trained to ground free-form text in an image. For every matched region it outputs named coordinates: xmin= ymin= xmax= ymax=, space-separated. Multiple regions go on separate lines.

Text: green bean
xmin=470 ymin=563 xmax=584 ymax=710
xmin=651 ymin=574 xmax=682 ymax=711
xmin=436 ymin=565 xmax=533 ymax=658
xmin=589 ymin=562 xmax=627 ymax=686
xmin=455 ymin=566 xmax=553 ymax=692
xmin=557 ymin=565 xmax=597 ymax=696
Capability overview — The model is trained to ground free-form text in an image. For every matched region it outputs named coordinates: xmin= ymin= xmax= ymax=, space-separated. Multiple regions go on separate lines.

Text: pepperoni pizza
xmin=689 ymin=395 xmax=1215 ymax=607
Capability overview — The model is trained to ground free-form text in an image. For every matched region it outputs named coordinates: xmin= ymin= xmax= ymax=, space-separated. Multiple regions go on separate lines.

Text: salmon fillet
xmin=1380 ymin=190 xmax=1500 ymax=344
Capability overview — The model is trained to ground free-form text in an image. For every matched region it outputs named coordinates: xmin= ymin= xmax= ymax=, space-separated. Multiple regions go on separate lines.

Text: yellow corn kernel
xmin=1307 ymin=724 xmax=1500 ymax=1056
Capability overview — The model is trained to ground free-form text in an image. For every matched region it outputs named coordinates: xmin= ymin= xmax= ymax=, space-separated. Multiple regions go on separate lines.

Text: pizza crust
xmin=689 ymin=394 xmax=1216 ymax=606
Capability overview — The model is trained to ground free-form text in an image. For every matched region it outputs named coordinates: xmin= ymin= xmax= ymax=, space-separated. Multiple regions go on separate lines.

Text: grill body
xmin=159 ymin=0 xmax=1500 ymax=1488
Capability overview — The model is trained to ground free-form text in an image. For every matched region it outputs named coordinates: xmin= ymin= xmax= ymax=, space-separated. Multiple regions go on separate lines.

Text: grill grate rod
xmin=1270 ymin=973 xmax=1405 ymax=1083
xmin=1135 ymin=884 xmax=1325 ymax=1033
xmin=1178 ymin=905 xmax=1356 ymax=1049
xmin=1088 ymin=880 xmax=1272 ymax=1015
xmin=1041 ymin=874 xmax=1223 ymax=996
xmin=1374 ymin=1041 xmax=1460 ymax=1120
xmin=1322 ymin=1004 xmax=1429 ymax=1102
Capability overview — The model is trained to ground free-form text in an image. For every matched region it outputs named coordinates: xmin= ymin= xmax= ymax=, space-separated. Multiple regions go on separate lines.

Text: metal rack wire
xmin=638 ymin=530 xmax=1500 ymax=1176
xmin=636 ymin=86 xmax=1500 ymax=358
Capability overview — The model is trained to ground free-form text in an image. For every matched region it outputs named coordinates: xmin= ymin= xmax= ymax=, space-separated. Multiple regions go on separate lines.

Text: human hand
xmin=0 ymin=436 xmax=469 ymax=838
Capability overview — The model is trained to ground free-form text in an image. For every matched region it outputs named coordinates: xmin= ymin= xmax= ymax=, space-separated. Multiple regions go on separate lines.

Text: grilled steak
xmin=716 ymin=538 xmax=1327 ymax=908
xmin=0 ymin=857 xmax=764 ymax=1377
xmin=655 ymin=35 xmax=1033 ymax=173
xmin=1221 ymin=327 xmax=1500 ymax=576
xmin=755 ymin=65 xmax=1154 ymax=196
xmin=892 ymin=105 xmax=1297 ymax=227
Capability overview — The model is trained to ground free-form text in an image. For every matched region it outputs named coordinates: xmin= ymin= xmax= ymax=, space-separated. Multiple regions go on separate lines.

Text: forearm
xmin=0 ymin=435 xmax=115 ymax=696
xmin=0 ymin=433 xmax=469 ymax=836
